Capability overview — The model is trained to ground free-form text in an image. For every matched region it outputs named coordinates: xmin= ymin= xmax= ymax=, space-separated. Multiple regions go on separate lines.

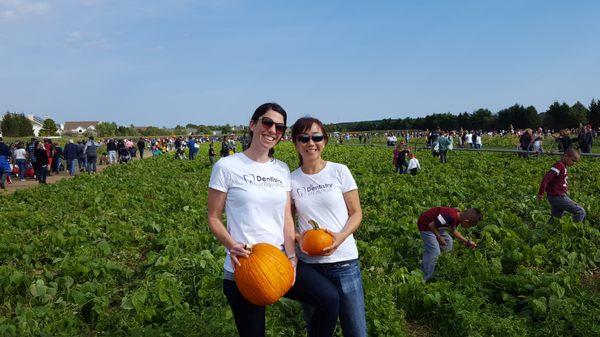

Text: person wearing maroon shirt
xmin=536 ymin=148 xmax=585 ymax=222
xmin=418 ymin=207 xmax=482 ymax=281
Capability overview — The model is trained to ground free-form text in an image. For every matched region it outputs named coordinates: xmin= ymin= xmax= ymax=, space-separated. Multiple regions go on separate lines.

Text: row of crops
xmin=0 ymin=143 xmax=598 ymax=336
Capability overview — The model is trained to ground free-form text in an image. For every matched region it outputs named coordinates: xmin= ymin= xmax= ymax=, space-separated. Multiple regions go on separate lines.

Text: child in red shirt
xmin=537 ymin=148 xmax=585 ymax=222
xmin=418 ymin=207 xmax=482 ymax=281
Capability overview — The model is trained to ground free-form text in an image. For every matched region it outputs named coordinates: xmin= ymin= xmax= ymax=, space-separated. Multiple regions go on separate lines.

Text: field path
xmin=0 ymin=154 xmax=143 ymax=195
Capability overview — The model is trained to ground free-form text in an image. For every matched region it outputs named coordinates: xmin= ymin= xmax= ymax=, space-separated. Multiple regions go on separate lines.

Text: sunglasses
xmin=258 ymin=117 xmax=286 ymax=134
xmin=297 ymin=134 xmax=325 ymax=143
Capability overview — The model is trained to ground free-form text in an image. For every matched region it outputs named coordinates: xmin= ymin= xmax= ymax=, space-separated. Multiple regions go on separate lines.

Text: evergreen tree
xmin=589 ymin=99 xmax=600 ymax=128
xmin=39 ymin=118 xmax=58 ymax=136
xmin=568 ymin=101 xmax=589 ymax=128
xmin=1 ymin=112 xmax=34 ymax=137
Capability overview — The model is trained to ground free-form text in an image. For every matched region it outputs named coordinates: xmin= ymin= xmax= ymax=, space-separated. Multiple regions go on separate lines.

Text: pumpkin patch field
xmin=0 ymin=143 xmax=598 ymax=336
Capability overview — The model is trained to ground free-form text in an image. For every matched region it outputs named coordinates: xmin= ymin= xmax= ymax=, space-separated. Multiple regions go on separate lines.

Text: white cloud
xmin=0 ymin=0 xmax=49 ymax=20
xmin=66 ymin=31 xmax=82 ymax=43
xmin=65 ymin=31 xmax=115 ymax=50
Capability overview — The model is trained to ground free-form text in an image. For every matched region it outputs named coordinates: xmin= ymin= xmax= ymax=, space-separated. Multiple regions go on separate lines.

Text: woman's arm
xmin=283 ymin=192 xmax=298 ymax=267
xmin=323 ymin=189 xmax=363 ymax=256
xmin=207 ymin=188 xmax=250 ymax=267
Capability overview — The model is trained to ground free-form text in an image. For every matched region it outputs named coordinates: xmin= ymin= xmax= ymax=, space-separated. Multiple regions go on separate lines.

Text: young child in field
xmin=536 ymin=148 xmax=585 ymax=222
xmin=407 ymin=153 xmax=421 ymax=175
xmin=99 ymin=152 xmax=110 ymax=165
xmin=418 ymin=207 xmax=482 ymax=281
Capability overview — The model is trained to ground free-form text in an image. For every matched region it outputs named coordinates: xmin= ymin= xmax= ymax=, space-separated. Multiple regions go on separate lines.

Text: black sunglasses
xmin=258 ymin=117 xmax=286 ymax=134
xmin=297 ymin=134 xmax=325 ymax=143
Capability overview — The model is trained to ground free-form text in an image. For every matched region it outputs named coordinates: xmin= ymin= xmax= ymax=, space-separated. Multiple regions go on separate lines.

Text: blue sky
xmin=1 ymin=0 xmax=599 ymax=127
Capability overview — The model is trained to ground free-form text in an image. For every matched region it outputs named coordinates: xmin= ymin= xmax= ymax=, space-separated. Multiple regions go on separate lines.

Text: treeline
xmin=328 ymin=99 xmax=600 ymax=132
xmin=94 ymin=122 xmax=240 ymax=137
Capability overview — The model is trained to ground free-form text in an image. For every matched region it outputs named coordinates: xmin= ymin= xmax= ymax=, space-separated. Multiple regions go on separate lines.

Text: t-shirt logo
xmin=243 ymin=174 xmax=284 ymax=188
xmin=295 ymin=183 xmax=333 ymax=198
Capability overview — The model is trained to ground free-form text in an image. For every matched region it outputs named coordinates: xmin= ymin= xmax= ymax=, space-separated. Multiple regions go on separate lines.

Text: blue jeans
xmin=16 ymin=159 xmax=27 ymax=180
xmin=420 ymin=230 xmax=453 ymax=281
xmin=224 ymin=261 xmax=339 ymax=337
xmin=86 ymin=156 xmax=97 ymax=173
xmin=304 ymin=259 xmax=367 ymax=337
xmin=68 ymin=159 xmax=77 ymax=175
xmin=547 ymin=195 xmax=586 ymax=222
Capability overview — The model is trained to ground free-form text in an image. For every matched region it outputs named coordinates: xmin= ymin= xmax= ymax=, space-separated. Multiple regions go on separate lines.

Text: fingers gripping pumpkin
xmin=302 ymin=220 xmax=334 ymax=256
xmin=234 ymin=243 xmax=294 ymax=306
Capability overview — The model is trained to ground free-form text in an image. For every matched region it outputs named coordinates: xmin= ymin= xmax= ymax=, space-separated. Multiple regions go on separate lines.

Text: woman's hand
xmin=322 ymin=229 xmax=346 ymax=256
xmin=229 ymin=242 xmax=252 ymax=268
xmin=295 ymin=232 xmax=309 ymax=255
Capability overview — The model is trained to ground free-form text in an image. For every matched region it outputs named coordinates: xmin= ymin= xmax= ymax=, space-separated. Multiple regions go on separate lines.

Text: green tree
xmin=39 ymin=118 xmax=58 ymax=136
xmin=221 ymin=124 xmax=232 ymax=134
xmin=497 ymin=104 xmax=537 ymax=129
xmin=589 ymin=99 xmax=600 ymax=128
xmin=1 ymin=112 xmax=34 ymax=137
xmin=470 ymin=108 xmax=496 ymax=130
xmin=568 ymin=101 xmax=588 ymax=128
xmin=543 ymin=102 xmax=571 ymax=130
xmin=96 ymin=122 xmax=118 ymax=137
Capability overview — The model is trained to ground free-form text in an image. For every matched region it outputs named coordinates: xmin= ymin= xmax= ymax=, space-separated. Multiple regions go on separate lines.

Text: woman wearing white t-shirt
xmin=291 ymin=117 xmax=367 ymax=337
xmin=13 ymin=143 xmax=28 ymax=181
xmin=207 ymin=103 xmax=338 ymax=337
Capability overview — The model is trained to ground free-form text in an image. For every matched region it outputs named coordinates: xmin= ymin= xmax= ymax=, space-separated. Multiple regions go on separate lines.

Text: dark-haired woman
xmin=33 ymin=141 xmax=48 ymax=184
xmin=291 ymin=117 xmax=367 ymax=337
xmin=207 ymin=103 xmax=338 ymax=337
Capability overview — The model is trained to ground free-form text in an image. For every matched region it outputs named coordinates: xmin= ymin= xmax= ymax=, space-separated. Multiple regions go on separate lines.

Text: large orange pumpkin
xmin=234 ymin=243 xmax=294 ymax=306
xmin=302 ymin=220 xmax=334 ymax=256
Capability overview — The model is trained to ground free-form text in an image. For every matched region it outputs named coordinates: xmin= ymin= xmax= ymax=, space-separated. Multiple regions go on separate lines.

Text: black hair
xmin=291 ymin=116 xmax=329 ymax=166
xmin=248 ymin=102 xmax=287 ymax=157
xmin=465 ymin=208 xmax=483 ymax=224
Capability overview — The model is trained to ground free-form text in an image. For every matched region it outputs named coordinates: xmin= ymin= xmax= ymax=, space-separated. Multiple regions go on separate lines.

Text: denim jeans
xmin=16 ymin=159 xmax=27 ymax=180
xmin=86 ymin=156 xmax=97 ymax=173
xmin=303 ymin=259 xmax=367 ymax=337
xmin=420 ymin=230 xmax=453 ymax=281
xmin=547 ymin=195 xmax=586 ymax=222
xmin=223 ymin=261 xmax=339 ymax=337
xmin=439 ymin=150 xmax=448 ymax=163
xmin=108 ymin=151 xmax=117 ymax=164
xmin=68 ymin=159 xmax=78 ymax=175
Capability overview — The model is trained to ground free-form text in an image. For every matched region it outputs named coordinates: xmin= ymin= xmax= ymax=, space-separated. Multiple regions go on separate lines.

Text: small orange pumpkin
xmin=234 ymin=243 xmax=294 ymax=306
xmin=302 ymin=220 xmax=334 ymax=256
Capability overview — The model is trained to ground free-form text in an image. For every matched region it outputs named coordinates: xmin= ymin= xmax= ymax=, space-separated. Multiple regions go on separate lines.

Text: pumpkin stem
xmin=243 ymin=243 xmax=253 ymax=252
xmin=308 ymin=220 xmax=320 ymax=230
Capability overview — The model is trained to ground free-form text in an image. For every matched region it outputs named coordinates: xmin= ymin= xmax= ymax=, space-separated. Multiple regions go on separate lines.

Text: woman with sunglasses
xmin=291 ymin=117 xmax=367 ymax=337
xmin=207 ymin=103 xmax=339 ymax=337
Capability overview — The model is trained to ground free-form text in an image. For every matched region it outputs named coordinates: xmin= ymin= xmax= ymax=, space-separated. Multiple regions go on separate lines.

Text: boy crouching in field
xmin=418 ymin=207 xmax=482 ymax=281
xmin=536 ymin=148 xmax=585 ymax=222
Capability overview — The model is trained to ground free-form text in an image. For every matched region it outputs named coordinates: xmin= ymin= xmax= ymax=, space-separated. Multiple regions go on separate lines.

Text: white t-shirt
xmin=14 ymin=148 xmax=27 ymax=160
xmin=208 ymin=153 xmax=291 ymax=272
xmin=407 ymin=158 xmax=420 ymax=170
xmin=291 ymin=162 xmax=359 ymax=264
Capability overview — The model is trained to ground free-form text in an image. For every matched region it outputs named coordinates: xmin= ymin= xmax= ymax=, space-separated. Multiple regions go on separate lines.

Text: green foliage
xmin=0 ymin=144 xmax=598 ymax=336
xmin=589 ymin=99 xmax=600 ymax=128
xmin=0 ymin=112 xmax=34 ymax=137
xmin=39 ymin=118 xmax=58 ymax=136
xmin=96 ymin=122 xmax=118 ymax=137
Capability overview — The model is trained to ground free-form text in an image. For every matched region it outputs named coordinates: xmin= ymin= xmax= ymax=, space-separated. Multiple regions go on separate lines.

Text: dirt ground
xmin=0 ymin=155 xmax=142 ymax=196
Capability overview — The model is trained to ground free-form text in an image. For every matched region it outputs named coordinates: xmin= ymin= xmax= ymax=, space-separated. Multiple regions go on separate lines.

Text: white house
xmin=63 ymin=121 xmax=100 ymax=135
xmin=26 ymin=114 xmax=46 ymax=136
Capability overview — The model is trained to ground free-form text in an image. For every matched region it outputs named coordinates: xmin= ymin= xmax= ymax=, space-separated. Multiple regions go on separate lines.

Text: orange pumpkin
xmin=302 ymin=220 xmax=334 ymax=256
xmin=234 ymin=243 xmax=294 ymax=306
